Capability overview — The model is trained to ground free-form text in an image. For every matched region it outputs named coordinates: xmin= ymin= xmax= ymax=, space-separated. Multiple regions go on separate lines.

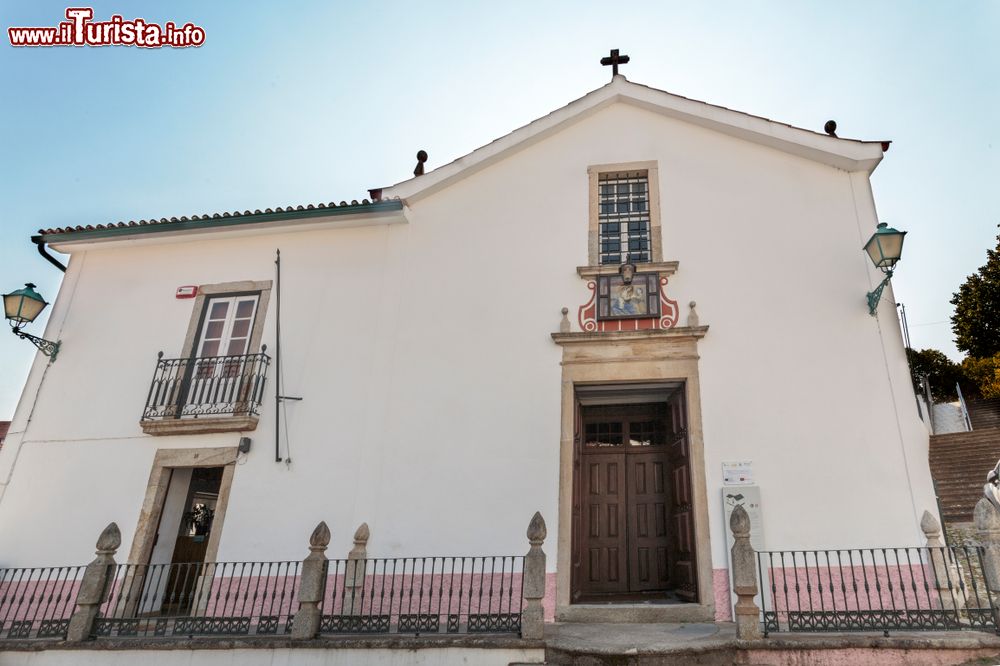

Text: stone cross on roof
xmin=600 ymin=49 xmax=630 ymax=77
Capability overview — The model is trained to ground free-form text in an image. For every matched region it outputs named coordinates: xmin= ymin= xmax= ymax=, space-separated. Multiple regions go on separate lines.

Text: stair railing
xmin=957 ymin=382 xmax=973 ymax=432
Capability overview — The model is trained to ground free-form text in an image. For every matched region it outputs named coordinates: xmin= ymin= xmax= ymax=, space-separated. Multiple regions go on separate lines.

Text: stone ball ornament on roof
xmin=414 ymin=150 xmax=428 ymax=177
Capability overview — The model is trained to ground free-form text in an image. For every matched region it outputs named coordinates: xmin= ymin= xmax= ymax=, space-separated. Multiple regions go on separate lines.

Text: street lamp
xmin=863 ymin=222 xmax=907 ymax=316
xmin=3 ymin=283 xmax=60 ymax=359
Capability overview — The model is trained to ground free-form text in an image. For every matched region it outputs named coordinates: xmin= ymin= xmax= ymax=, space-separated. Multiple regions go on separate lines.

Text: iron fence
xmin=757 ymin=546 xmax=998 ymax=636
xmin=0 ymin=566 xmax=84 ymax=640
xmin=96 ymin=561 xmax=300 ymax=638
xmin=319 ymin=556 xmax=524 ymax=636
xmin=0 ymin=555 xmax=524 ymax=642
xmin=142 ymin=350 xmax=270 ymax=420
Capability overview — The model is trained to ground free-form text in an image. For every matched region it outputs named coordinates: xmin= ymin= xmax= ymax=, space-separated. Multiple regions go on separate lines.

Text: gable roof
xmin=382 ymin=75 xmax=888 ymax=203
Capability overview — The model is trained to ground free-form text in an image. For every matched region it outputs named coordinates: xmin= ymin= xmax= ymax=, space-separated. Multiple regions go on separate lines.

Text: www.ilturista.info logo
xmin=8 ymin=8 xmax=205 ymax=48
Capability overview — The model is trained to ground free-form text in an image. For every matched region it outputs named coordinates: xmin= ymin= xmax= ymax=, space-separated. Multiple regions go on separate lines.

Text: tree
xmin=963 ymin=354 xmax=1000 ymax=400
xmin=951 ymin=231 xmax=1000 ymax=358
xmin=906 ymin=348 xmax=966 ymax=402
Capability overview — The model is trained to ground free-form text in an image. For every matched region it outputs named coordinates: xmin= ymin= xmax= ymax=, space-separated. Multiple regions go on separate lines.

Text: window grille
xmin=598 ymin=172 xmax=651 ymax=265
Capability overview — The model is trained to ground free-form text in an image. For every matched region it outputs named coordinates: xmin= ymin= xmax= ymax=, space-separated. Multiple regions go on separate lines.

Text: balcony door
xmin=185 ymin=295 xmax=260 ymax=413
xmin=196 ymin=295 xmax=259 ymax=358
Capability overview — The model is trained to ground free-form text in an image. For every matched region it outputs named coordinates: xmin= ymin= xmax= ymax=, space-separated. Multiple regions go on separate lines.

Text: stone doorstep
xmin=543 ymin=623 xmax=1000 ymax=665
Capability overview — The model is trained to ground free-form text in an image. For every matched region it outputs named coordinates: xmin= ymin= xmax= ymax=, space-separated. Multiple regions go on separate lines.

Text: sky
xmin=0 ymin=1 xmax=997 ymax=419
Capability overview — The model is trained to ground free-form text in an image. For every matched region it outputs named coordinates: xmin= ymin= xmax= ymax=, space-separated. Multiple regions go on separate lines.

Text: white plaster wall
xmin=0 ymin=647 xmax=543 ymax=666
xmin=0 ymin=102 xmax=935 ymax=582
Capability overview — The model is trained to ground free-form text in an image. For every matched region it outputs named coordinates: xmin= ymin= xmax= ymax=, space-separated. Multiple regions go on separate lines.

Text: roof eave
xmin=41 ymin=200 xmax=406 ymax=251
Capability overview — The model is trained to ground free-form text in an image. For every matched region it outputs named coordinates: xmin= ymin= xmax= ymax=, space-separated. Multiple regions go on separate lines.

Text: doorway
xmin=572 ymin=384 xmax=697 ymax=604
xmin=144 ymin=466 xmax=224 ymax=614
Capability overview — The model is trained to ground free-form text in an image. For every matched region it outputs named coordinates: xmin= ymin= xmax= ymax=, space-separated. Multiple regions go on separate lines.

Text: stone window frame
xmin=126 ymin=447 xmax=239 ymax=567
xmin=588 ymin=161 xmax=663 ymax=267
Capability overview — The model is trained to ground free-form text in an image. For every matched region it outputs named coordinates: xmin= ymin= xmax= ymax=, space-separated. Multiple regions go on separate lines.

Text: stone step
xmin=968 ymin=399 xmax=1000 ymax=430
xmin=930 ymin=439 xmax=1000 ymax=446
xmin=932 ymin=453 xmax=1000 ymax=461
xmin=930 ymin=442 xmax=1000 ymax=452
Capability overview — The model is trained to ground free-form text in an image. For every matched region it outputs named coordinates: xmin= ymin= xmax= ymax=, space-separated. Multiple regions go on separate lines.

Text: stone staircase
xmin=930 ymin=428 xmax=1000 ymax=525
xmin=969 ymin=398 xmax=1000 ymax=430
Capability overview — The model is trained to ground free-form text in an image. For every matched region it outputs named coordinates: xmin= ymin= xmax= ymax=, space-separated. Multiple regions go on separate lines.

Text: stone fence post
xmin=729 ymin=505 xmax=761 ymax=640
xmin=344 ymin=523 xmax=369 ymax=615
xmin=921 ymin=510 xmax=965 ymax=610
xmin=66 ymin=523 xmax=121 ymax=642
xmin=975 ymin=497 xmax=1000 ymax=598
xmin=522 ymin=511 xmax=547 ymax=640
xmin=291 ymin=521 xmax=330 ymax=639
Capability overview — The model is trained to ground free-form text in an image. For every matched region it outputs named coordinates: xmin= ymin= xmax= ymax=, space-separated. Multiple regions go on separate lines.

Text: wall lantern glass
xmin=863 ymin=223 xmax=907 ymax=316
xmin=3 ymin=283 xmax=60 ymax=359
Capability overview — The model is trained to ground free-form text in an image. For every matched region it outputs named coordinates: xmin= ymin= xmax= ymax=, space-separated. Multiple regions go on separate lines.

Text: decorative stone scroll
xmin=578 ymin=276 xmax=679 ymax=333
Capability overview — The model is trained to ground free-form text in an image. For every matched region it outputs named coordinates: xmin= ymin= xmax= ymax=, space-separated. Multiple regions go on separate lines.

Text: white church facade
xmin=0 ymin=73 xmax=935 ymax=627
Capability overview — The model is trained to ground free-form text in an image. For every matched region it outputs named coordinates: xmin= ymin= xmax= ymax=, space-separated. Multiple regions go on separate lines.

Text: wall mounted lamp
xmin=3 ymin=283 xmax=60 ymax=359
xmin=863 ymin=222 xmax=907 ymax=316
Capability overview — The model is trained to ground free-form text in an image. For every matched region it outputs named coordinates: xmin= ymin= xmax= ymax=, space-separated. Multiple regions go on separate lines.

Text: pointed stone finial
xmin=985 ymin=459 xmax=1000 ymax=511
xmin=559 ymin=307 xmax=571 ymax=333
xmin=921 ymin=510 xmax=941 ymax=538
xmin=527 ymin=511 xmax=547 ymax=545
xmin=730 ymin=504 xmax=750 ymax=537
xmin=309 ymin=521 xmax=331 ymax=550
xmin=687 ymin=301 xmax=700 ymax=328
xmin=95 ymin=522 xmax=121 ymax=554
xmin=353 ymin=522 xmax=370 ymax=546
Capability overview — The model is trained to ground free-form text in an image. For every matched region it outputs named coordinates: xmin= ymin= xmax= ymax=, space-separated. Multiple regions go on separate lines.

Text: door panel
xmin=628 ymin=453 xmax=670 ymax=592
xmin=667 ymin=398 xmax=698 ymax=601
xmin=579 ymin=454 xmax=628 ymax=595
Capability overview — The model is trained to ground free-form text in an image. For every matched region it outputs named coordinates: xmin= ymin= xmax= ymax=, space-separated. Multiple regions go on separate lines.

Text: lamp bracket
xmin=866 ymin=270 xmax=894 ymax=316
xmin=12 ymin=327 xmax=60 ymax=360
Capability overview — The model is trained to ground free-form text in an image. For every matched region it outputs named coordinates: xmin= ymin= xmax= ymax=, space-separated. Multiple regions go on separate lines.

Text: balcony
xmin=140 ymin=350 xmax=270 ymax=436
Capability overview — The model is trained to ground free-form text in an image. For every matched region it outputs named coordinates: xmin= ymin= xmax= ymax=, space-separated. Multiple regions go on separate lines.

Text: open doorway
xmin=571 ymin=383 xmax=697 ymax=604
xmin=148 ymin=467 xmax=224 ymax=568
xmin=141 ymin=466 xmax=224 ymax=615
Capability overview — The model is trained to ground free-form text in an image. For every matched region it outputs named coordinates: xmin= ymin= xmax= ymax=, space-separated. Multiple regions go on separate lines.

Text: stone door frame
xmin=552 ymin=327 xmax=714 ymax=622
xmin=126 ymin=447 xmax=239 ymax=567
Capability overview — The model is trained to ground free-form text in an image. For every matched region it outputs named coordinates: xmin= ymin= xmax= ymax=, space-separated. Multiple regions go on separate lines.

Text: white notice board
xmin=722 ymin=460 xmax=754 ymax=485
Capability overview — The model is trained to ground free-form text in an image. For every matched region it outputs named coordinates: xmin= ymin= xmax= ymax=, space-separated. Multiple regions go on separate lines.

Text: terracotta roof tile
xmin=37 ymin=198 xmax=396 ymax=236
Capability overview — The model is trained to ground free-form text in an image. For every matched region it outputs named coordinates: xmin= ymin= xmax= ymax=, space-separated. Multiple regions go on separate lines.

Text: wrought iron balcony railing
xmin=142 ymin=349 xmax=270 ymax=421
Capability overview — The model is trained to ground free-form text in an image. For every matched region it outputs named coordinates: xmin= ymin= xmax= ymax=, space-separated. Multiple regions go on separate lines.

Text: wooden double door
xmin=572 ymin=399 xmax=697 ymax=602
